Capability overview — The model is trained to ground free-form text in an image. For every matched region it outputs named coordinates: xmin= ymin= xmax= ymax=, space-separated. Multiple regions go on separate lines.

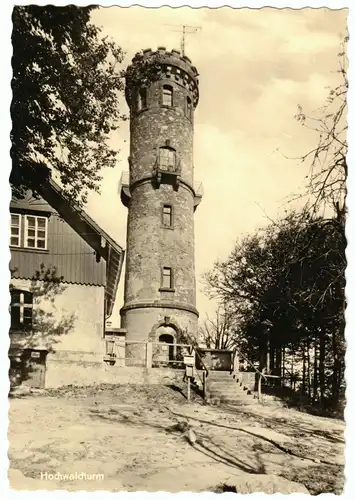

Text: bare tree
xmin=294 ymin=36 xmax=348 ymax=222
xmin=198 ymin=305 xmax=238 ymax=350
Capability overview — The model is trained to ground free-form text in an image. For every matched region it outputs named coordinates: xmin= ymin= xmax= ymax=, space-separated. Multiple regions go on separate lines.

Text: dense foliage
xmin=11 ymin=5 xmax=126 ymax=205
xmin=204 ymin=212 xmax=346 ymax=408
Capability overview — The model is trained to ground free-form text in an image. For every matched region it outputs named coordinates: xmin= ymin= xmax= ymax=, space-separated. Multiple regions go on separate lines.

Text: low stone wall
xmin=45 ymin=354 xmax=192 ymax=388
xmin=239 ymin=371 xmax=257 ymax=391
xmin=41 ymin=349 xmax=256 ymax=391
xmin=197 ymin=349 xmax=233 ymax=371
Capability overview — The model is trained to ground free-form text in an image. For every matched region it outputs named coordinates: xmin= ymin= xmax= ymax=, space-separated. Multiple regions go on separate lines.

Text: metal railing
xmin=232 ymin=347 xmax=284 ymax=402
xmin=104 ymin=340 xmax=149 ymax=367
xmin=182 ymin=331 xmax=209 ymax=378
xmin=104 ymin=337 xmax=209 ymax=398
xmin=181 ymin=331 xmax=209 ymax=398
xmin=151 ymin=342 xmax=192 ymax=369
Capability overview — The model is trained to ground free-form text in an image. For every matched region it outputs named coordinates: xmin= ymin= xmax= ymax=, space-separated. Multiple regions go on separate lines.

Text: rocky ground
xmin=8 ymin=383 xmax=345 ymax=493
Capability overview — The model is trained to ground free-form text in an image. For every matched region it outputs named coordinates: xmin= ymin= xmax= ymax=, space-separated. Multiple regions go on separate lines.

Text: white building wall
xmin=10 ymin=278 xmax=106 ymax=354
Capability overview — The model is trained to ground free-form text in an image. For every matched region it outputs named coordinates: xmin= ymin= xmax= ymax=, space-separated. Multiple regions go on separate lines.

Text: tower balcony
xmin=152 ymin=157 xmax=182 ymax=190
xmin=119 ymin=170 xmax=130 ymax=207
xmin=120 ymin=169 xmax=203 ymax=210
xmin=194 ymin=180 xmax=203 ymax=210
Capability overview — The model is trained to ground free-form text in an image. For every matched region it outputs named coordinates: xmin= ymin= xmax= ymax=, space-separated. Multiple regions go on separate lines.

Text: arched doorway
xmin=155 ymin=326 xmax=176 ymax=366
xmin=159 ymin=333 xmax=174 ymax=344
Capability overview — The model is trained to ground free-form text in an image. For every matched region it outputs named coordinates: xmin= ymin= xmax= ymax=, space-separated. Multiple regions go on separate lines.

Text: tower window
xmin=162 ymin=204 xmax=173 ymax=228
xmin=162 ymin=85 xmax=173 ymax=107
xmin=186 ymin=96 xmax=192 ymax=119
xmin=10 ymin=289 xmax=33 ymax=332
xmin=161 ymin=267 xmax=173 ymax=289
xmin=138 ymin=88 xmax=147 ymax=110
xmin=159 ymin=147 xmax=176 ymax=171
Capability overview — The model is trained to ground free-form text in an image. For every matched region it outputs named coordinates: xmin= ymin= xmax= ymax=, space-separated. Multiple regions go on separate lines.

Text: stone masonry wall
xmin=124 ymin=182 xmax=196 ymax=306
xmin=45 ymin=360 xmax=192 ymax=389
xmin=130 ymin=79 xmax=194 ymax=186
xmin=121 ymin=306 xmax=198 ymax=363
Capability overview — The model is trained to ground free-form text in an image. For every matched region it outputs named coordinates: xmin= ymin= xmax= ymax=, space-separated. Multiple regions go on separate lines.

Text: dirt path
xmin=8 ymin=385 xmax=345 ymax=493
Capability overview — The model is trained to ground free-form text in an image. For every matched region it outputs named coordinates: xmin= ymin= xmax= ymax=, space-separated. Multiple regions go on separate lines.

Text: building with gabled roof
xmin=9 ymin=177 xmax=125 ymax=389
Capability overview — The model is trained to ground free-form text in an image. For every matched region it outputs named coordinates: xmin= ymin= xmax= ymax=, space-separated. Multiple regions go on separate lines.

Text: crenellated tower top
xmin=125 ymin=47 xmax=199 ymax=109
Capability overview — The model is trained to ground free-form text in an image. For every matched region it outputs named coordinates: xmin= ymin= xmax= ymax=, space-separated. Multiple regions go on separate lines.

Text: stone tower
xmin=120 ymin=47 xmax=202 ymax=362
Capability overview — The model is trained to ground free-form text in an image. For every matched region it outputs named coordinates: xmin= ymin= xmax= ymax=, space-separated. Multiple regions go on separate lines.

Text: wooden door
xmin=23 ymin=350 xmax=46 ymax=388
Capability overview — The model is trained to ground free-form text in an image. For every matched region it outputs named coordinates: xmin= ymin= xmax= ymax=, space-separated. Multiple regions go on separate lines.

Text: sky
xmin=84 ymin=6 xmax=348 ymax=326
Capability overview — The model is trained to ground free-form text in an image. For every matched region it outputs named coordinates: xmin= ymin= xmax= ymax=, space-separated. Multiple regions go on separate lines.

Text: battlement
xmin=125 ymin=47 xmax=199 ymax=107
xmin=131 ymin=47 xmax=199 ymax=77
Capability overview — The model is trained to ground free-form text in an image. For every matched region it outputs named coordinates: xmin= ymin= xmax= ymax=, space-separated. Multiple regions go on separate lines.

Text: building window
xmin=24 ymin=215 xmax=48 ymax=250
xmin=162 ymin=85 xmax=173 ymax=106
xmin=106 ymin=340 xmax=116 ymax=357
xmin=162 ymin=267 xmax=173 ymax=289
xmin=138 ymin=88 xmax=147 ymax=110
xmin=10 ymin=213 xmax=21 ymax=247
xmin=162 ymin=205 xmax=173 ymax=228
xmin=10 ymin=289 xmax=33 ymax=332
xmin=159 ymin=147 xmax=176 ymax=171
xmin=186 ymin=96 xmax=192 ymax=119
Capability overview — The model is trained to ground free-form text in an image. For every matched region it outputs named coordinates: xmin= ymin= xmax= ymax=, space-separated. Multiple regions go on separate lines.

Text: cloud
xmin=280 ymin=31 xmax=342 ymax=55
xmin=86 ymin=7 xmax=347 ymax=322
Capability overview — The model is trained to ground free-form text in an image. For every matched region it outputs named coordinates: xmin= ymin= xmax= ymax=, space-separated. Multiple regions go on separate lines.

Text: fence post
xmin=234 ymin=350 xmax=239 ymax=374
xmin=146 ymin=341 xmax=152 ymax=368
xmin=203 ymin=370 xmax=206 ymax=399
xmin=258 ymin=373 xmax=262 ymax=402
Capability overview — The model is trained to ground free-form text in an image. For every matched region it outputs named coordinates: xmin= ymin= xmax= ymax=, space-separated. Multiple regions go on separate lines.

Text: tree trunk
xmin=313 ymin=340 xmax=318 ymax=403
xmin=332 ymin=329 xmax=342 ymax=409
xmin=302 ymin=342 xmax=306 ymax=395
xmin=291 ymin=346 xmax=295 ymax=391
xmin=259 ymin=339 xmax=265 ymax=373
xmin=266 ymin=333 xmax=271 ymax=374
xmin=319 ymin=331 xmax=326 ymax=406
xmin=270 ymin=345 xmax=275 ymax=374
xmin=307 ymin=337 xmax=311 ymax=398
xmin=275 ymin=344 xmax=282 ymax=386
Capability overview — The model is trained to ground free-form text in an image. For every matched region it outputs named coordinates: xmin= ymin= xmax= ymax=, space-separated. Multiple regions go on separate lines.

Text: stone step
xmin=207 ymin=394 xmax=253 ymax=401
xmin=208 ymin=376 xmax=241 ymax=382
xmin=208 ymin=390 xmax=252 ymax=398
xmin=208 ymin=390 xmax=253 ymax=397
xmin=207 ymin=380 xmax=245 ymax=387
xmin=207 ymin=386 xmax=253 ymax=394
xmin=207 ymin=382 xmax=238 ymax=388
xmin=192 ymin=372 xmax=257 ymax=406
xmin=208 ymin=389 xmax=250 ymax=396
xmin=207 ymin=371 xmax=233 ymax=378
xmin=208 ymin=383 xmax=249 ymax=391
xmin=207 ymin=396 xmax=256 ymax=406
